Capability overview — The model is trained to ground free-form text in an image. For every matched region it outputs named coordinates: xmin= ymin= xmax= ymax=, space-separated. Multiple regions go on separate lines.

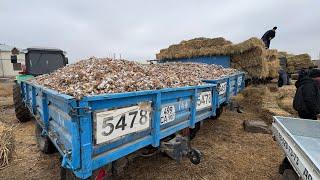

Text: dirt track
xmin=0 ymin=81 xmax=294 ymax=180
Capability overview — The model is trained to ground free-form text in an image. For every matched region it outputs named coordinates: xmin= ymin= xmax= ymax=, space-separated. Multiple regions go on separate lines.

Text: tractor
xmin=11 ymin=47 xmax=68 ymax=122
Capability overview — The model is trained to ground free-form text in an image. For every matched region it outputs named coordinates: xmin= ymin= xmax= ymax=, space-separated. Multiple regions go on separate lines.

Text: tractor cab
xmin=11 ymin=47 xmax=68 ymax=76
xmin=11 ymin=47 xmax=68 ymax=122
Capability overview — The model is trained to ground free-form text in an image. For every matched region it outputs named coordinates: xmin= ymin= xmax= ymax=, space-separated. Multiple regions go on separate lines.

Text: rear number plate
xmin=160 ymin=105 xmax=176 ymax=125
xmin=197 ymin=91 xmax=212 ymax=110
xmin=95 ymin=103 xmax=151 ymax=144
xmin=218 ymin=82 xmax=227 ymax=95
xmin=238 ymin=76 xmax=243 ymax=86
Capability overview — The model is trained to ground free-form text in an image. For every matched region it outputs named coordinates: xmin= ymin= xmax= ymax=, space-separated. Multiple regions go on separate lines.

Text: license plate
xmin=217 ymin=82 xmax=227 ymax=95
xmin=95 ymin=103 xmax=151 ymax=144
xmin=160 ymin=105 xmax=176 ymax=125
xmin=238 ymin=76 xmax=243 ymax=86
xmin=197 ymin=91 xmax=212 ymax=110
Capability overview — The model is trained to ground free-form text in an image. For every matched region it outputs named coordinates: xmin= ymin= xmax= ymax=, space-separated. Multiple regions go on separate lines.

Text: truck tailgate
xmin=272 ymin=116 xmax=320 ymax=179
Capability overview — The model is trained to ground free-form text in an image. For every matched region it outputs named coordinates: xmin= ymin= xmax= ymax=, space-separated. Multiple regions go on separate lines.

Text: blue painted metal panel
xmin=203 ymin=72 xmax=245 ymax=107
xmin=159 ymin=56 xmax=231 ymax=68
xmin=20 ymin=80 xmax=218 ymax=179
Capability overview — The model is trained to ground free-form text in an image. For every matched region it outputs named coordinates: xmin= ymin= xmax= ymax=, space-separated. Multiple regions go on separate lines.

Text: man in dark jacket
xmin=293 ymin=69 xmax=320 ymax=120
xmin=261 ymin=27 xmax=277 ymax=49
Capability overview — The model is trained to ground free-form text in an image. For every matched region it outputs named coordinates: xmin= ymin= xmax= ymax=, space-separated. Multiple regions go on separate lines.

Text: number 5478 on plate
xmin=95 ymin=104 xmax=151 ymax=144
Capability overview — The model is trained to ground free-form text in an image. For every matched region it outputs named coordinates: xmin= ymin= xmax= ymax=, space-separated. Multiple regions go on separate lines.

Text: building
xmin=0 ymin=44 xmax=25 ymax=77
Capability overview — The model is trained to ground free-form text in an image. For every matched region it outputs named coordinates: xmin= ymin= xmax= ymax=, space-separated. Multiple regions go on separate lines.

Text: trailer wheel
xmin=61 ymin=166 xmax=113 ymax=180
xmin=13 ymin=82 xmax=33 ymax=122
xmin=213 ymin=107 xmax=223 ymax=120
xmin=35 ymin=123 xmax=56 ymax=154
xmin=282 ymin=169 xmax=298 ymax=180
xmin=189 ymin=122 xmax=200 ymax=140
xmin=189 ymin=149 xmax=201 ymax=165
xmin=60 ymin=167 xmax=82 ymax=180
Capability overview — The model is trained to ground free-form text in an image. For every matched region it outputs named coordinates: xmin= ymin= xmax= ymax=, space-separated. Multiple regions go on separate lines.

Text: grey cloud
xmin=0 ymin=0 xmax=319 ymax=62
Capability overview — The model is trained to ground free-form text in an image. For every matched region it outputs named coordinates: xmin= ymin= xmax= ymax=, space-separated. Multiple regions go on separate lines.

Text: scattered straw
xmin=0 ymin=125 xmax=15 ymax=169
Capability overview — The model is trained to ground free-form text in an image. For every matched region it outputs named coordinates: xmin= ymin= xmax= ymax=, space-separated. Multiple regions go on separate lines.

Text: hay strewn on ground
xmin=157 ymin=37 xmax=280 ymax=79
xmin=241 ymin=85 xmax=291 ymax=124
xmin=0 ymin=84 xmax=13 ymax=97
xmin=0 ymin=125 xmax=15 ymax=169
xmin=277 ymin=86 xmax=297 ymax=115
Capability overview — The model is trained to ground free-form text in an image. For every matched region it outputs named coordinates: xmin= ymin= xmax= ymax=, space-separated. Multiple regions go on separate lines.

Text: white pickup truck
xmin=272 ymin=116 xmax=320 ymax=180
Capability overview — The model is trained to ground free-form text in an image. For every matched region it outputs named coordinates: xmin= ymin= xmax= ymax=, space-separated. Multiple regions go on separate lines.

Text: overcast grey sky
xmin=0 ymin=0 xmax=319 ymax=62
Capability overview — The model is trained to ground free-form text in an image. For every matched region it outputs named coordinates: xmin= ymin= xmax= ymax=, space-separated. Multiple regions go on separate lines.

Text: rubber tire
xmin=189 ymin=149 xmax=201 ymax=165
xmin=279 ymin=157 xmax=291 ymax=174
xmin=282 ymin=169 xmax=298 ymax=180
xmin=189 ymin=122 xmax=201 ymax=140
xmin=212 ymin=107 xmax=223 ymax=120
xmin=13 ymin=82 xmax=33 ymax=122
xmin=61 ymin=166 xmax=114 ymax=180
xmin=60 ymin=167 xmax=82 ymax=180
xmin=35 ymin=123 xmax=56 ymax=154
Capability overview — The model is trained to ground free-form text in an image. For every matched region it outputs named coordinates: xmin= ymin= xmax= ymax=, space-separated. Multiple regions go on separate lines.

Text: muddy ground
xmin=0 ymin=81 xmax=297 ymax=180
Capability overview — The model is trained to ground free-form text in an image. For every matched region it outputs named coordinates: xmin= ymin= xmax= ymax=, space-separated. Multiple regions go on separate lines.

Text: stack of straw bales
xmin=286 ymin=54 xmax=313 ymax=73
xmin=156 ymin=37 xmax=280 ymax=79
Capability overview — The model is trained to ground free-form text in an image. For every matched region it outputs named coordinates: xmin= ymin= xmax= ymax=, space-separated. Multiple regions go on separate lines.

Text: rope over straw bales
xmin=156 ymin=37 xmax=280 ymax=79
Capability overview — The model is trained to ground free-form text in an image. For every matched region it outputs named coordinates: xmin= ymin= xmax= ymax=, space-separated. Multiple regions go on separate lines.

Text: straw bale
xmin=267 ymin=59 xmax=280 ymax=78
xmin=157 ymin=37 xmax=278 ymax=79
xmin=265 ymin=49 xmax=280 ymax=78
xmin=156 ymin=37 xmax=265 ymax=60
xmin=287 ymin=54 xmax=313 ymax=73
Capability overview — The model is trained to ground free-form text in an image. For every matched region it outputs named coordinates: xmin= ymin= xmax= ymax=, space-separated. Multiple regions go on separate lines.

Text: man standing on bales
xmin=261 ymin=26 xmax=277 ymax=49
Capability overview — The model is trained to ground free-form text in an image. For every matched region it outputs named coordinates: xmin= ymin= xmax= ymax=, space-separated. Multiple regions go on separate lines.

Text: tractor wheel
xmin=13 ymin=82 xmax=33 ymax=122
xmin=35 ymin=123 xmax=56 ymax=154
xmin=282 ymin=169 xmax=298 ymax=180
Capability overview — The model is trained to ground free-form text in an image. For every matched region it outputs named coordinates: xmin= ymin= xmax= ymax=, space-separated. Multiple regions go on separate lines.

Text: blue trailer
xmin=158 ymin=55 xmax=231 ymax=68
xmin=203 ymin=72 xmax=245 ymax=108
xmin=20 ymin=81 xmax=218 ymax=179
xmin=156 ymin=56 xmax=245 ymax=107
xmin=156 ymin=57 xmax=246 ymax=122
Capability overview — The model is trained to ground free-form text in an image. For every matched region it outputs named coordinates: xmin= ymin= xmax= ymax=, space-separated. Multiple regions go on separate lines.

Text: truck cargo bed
xmin=272 ymin=116 xmax=320 ymax=179
xmin=20 ymin=81 xmax=218 ymax=179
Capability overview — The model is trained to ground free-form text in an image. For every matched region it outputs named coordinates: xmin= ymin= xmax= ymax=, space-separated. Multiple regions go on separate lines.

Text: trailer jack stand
xmin=160 ymin=135 xmax=201 ymax=165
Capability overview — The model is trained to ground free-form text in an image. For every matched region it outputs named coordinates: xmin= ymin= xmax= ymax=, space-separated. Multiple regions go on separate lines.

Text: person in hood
xmin=261 ymin=26 xmax=277 ymax=49
xmin=293 ymin=69 xmax=320 ymax=120
xmin=278 ymin=68 xmax=290 ymax=87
